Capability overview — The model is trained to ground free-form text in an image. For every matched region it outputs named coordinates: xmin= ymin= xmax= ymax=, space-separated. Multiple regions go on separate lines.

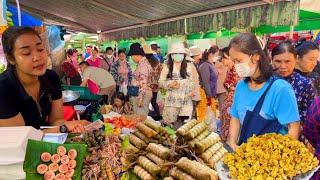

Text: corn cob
xmin=129 ymin=134 xmax=147 ymax=149
xmin=176 ymin=119 xmax=198 ymax=136
xmin=137 ymin=156 xmax=161 ymax=177
xmin=134 ymin=165 xmax=154 ymax=180
xmin=195 ymin=132 xmax=220 ymax=153
xmin=185 ymin=122 xmax=207 ymax=140
xmin=170 ymin=167 xmax=196 ymax=180
xmin=175 ymin=157 xmax=218 ymax=180
xmin=136 ymin=123 xmax=158 ymax=138
xmin=188 ymin=130 xmax=210 ymax=148
xmin=207 ymin=147 xmax=228 ymax=169
xmin=163 ymin=177 xmax=175 ymax=180
xmin=146 ymin=153 xmax=165 ymax=165
xmin=133 ymin=130 xmax=149 ymax=143
xmin=200 ymin=142 xmax=223 ymax=162
xmin=144 ymin=119 xmax=162 ymax=133
xmin=146 ymin=143 xmax=170 ymax=159
xmin=125 ymin=143 xmax=139 ymax=153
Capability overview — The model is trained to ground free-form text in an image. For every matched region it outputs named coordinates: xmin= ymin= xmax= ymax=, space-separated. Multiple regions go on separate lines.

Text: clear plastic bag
xmin=119 ymin=82 xmax=128 ymax=95
xmin=204 ymin=106 xmax=217 ymax=132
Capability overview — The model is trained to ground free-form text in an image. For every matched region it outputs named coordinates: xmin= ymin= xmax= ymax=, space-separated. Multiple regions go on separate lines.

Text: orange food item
xmin=113 ymin=127 xmax=121 ymax=135
xmin=104 ymin=116 xmax=138 ymax=128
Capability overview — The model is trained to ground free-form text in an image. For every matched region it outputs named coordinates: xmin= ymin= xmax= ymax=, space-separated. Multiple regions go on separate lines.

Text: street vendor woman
xmin=227 ymin=33 xmax=301 ymax=150
xmin=0 ymin=27 xmax=89 ymax=133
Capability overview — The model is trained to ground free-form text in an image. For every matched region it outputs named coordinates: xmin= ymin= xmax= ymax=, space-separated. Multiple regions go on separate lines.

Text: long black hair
xmin=146 ymin=54 xmax=159 ymax=68
xmin=229 ymin=33 xmax=273 ymax=83
xmin=166 ymin=54 xmax=188 ymax=79
xmin=2 ymin=26 xmax=42 ymax=70
xmin=295 ymin=41 xmax=319 ymax=59
xmin=201 ymin=45 xmax=219 ymax=63
xmin=110 ymin=91 xmax=130 ymax=105
xmin=219 ymin=46 xmax=230 ymax=59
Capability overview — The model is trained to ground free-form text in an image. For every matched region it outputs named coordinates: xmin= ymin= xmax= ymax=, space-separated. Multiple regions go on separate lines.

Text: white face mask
xmin=234 ymin=57 xmax=256 ymax=78
xmin=106 ymin=54 xmax=113 ymax=59
xmin=171 ymin=54 xmax=184 ymax=62
xmin=212 ymin=56 xmax=221 ymax=63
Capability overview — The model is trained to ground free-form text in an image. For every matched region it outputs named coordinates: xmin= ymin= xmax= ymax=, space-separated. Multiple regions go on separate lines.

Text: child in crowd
xmin=110 ymin=92 xmax=133 ymax=115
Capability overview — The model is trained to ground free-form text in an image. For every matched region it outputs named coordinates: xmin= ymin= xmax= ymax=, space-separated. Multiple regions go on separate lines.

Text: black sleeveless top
xmin=0 ymin=69 xmax=62 ymax=129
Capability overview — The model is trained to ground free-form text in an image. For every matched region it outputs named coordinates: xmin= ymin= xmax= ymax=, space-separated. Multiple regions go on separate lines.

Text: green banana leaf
xmin=120 ymin=169 xmax=140 ymax=180
xmin=23 ymin=139 xmax=87 ymax=180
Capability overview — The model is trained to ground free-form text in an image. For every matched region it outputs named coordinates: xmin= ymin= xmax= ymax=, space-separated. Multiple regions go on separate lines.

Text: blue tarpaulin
xmin=46 ymin=26 xmax=64 ymax=51
xmin=8 ymin=4 xmax=42 ymax=27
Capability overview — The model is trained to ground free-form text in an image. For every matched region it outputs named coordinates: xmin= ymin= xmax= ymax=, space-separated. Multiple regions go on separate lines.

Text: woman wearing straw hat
xmin=159 ymin=42 xmax=196 ymax=129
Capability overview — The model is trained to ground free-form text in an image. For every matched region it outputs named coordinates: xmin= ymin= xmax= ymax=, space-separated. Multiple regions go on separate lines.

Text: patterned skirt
xmin=196 ymin=88 xmax=218 ymax=122
xmin=220 ymin=90 xmax=235 ymax=141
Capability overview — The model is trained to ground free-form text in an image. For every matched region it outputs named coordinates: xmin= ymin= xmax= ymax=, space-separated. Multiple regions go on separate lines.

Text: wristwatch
xmin=59 ymin=124 xmax=69 ymax=133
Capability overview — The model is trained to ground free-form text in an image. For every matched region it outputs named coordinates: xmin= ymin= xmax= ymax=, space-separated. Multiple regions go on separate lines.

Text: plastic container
xmin=62 ymin=85 xmax=102 ymax=101
xmin=0 ymin=126 xmax=43 ymax=165
xmin=63 ymin=106 xmax=76 ymax=121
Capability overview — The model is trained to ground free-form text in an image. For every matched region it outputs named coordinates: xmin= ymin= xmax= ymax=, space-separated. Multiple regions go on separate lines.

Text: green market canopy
xmin=103 ymin=1 xmax=299 ymax=40
xmin=254 ymin=10 xmax=320 ymax=34
xmin=8 ymin=0 xmax=300 ymax=41
xmin=255 ymin=0 xmax=320 ymax=33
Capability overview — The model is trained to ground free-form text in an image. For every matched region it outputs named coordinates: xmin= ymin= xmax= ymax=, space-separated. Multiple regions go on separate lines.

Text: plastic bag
xmin=87 ymin=79 xmax=100 ymax=94
xmin=119 ymin=82 xmax=128 ymax=95
xmin=204 ymin=106 xmax=217 ymax=132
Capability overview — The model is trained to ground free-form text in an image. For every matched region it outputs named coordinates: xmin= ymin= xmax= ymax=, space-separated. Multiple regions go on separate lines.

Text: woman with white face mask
xmin=159 ymin=42 xmax=196 ymax=129
xmin=196 ymin=47 xmax=219 ymax=123
xmin=227 ymin=33 xmax=300 ymax=150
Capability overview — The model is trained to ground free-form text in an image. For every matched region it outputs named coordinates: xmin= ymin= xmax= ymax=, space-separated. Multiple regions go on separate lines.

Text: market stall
xmin=1 ymin=84 xmax=319 ymax=178
xmin=1 ymin=0 xmax=319 ymax=179
xmin=6 ymin=116 xmax=317 ymax=180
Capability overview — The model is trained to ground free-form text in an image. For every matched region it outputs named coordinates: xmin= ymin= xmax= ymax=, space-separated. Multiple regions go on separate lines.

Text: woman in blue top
xmin=227 ymin=33 xmax=300 ymax=150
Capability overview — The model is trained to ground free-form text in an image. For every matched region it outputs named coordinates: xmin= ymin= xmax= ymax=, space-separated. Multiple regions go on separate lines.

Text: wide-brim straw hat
xmin=168 ymin=42 xmax=187 ymax=54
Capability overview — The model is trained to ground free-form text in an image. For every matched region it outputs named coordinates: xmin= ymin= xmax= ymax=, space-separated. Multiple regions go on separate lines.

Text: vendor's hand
xmin=65 ymin=120 xmax=90 ymax=133
xmin=306 ymin=142 xmax=315 ymax=154
xmin=207 ymin=98 xmax=212 ymax=106
xmin=227 ymin=141 xmax=239 ymax=151
xmin=137 ymin=99 xmax=143 ymax=107
xmin=71 ymin=124 xmax=85 ymax=133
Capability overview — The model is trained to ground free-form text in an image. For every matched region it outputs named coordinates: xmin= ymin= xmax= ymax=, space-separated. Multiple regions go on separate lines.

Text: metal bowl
xmin=74 ymin=105 xmax=87 ymax=115
xmin=62 ymin=90 xmax=80 ymax=103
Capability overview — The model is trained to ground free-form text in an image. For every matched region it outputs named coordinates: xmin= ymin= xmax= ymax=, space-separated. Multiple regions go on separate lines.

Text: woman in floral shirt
xmin=159 ymin=42 xmax=196 ymax=129
xmin=110 ymin=49 xmax=133 ymax=91
xmin=304 ymin=96 xmax=320 ymax=180
xmin=220 ymin=47 xmax=239 ymax=141
xmin=272 ymin=41 xmax=315 ymax=123
xmin=144 ymin=45 xmax=162 ymax=121
xmin=295 ymin=41 xmax=319 ymax=96
xmin=127 ymin=43 xmax=153 ymax=117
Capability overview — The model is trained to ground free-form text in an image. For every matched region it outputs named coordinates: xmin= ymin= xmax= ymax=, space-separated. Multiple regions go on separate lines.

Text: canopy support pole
xmin=289 ymin=25 xmax=294 ymax=39
xmin=15 ymin=0 xmax=21 ymax=26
